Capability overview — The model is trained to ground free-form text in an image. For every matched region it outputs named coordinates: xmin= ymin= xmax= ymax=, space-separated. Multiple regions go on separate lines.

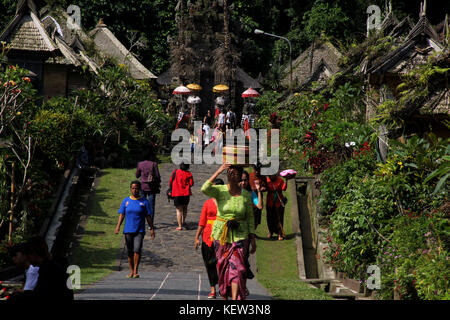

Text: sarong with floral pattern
xmin=214 ymin=239 xmax=249 ymax=300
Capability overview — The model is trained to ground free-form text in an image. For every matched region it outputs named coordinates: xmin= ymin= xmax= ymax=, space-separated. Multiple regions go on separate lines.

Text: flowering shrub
xmin=325 ymin=174 xmax=396 ymax=277
xmin=318 ymin=147 xmax=377 ymax=217
xmin=0 ymin=63 xmax=38 ymax=242
xmin=375 ymin=211 xmax=450 ymax=300
xmin=324 ymin=134 xmax=449 ymax=298
xmin=255 ymin=54 xmax=449 ymax=299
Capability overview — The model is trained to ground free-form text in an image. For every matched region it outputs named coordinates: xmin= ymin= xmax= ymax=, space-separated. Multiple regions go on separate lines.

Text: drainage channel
xmin=294 ymin=178 xmax=365 ymax=300
xmin=50 ymin=167 xmax=97 ymax=265
xmin=295 ymin=178 xmax=319 ymax=279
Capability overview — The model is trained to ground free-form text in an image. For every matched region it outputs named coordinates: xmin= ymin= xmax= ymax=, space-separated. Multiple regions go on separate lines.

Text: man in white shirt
xmin=203 ymin=123 xmax=211 ymax=146
xmin=225 ymin=107 xmax=236 ymax=131
xmin=218 ymin=109 xmax=225 ymax=132
xmin=10 ymin=243 xmax=39 ymax=293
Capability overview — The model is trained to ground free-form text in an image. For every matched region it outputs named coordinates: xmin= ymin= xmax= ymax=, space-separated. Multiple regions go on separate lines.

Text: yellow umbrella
xmin=213 ymin=84 xmax=229 ymax=93
xmin=187 ymin=83 xmax=202 ymax=91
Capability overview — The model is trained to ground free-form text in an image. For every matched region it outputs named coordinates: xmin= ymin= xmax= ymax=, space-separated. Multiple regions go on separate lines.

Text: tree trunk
xmin=223 ymin=0 xmax=233 ymax=105
xmin=8 ymin=161 xmax=15 ymax=242
xmin=179 ymin=0 xmax=185 ymax=45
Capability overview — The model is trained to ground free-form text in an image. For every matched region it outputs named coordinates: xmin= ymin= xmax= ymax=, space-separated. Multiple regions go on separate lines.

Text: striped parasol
xmin=242 ymin=88 xmax=260 ymax=98
xmin=173 ymin=85 xmax=191 ymax=95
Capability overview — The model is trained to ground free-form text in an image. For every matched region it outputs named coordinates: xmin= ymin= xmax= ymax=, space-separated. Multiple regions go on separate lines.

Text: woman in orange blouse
xmin=194 ymin=178 xmax=224 ymax=299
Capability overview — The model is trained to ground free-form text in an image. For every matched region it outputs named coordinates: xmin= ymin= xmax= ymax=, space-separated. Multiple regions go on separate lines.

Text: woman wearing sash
xmin=201 ymin=164 xmax=256 ymax=300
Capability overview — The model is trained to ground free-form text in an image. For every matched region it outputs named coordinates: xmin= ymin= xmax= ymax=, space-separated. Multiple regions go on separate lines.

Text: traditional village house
xmin=0 ymin=0 xmax=99 ymax=101
xmin=282 ymin=39 xmax=342 ymax=92
xmin=362 ymin=2 xmax=449 ymax=162
xmin=0 ymin=0 xmax=157 ymax=103
xmin=89 ymin=20 xmax=157 ymax=81
xmin=366 ymin=3 xmax=448 ymax=134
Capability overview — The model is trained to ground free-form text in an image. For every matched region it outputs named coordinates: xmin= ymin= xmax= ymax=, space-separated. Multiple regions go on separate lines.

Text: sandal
xmin=126 ymin=274 xmax=133 ymax=278
xmin=133 ymin=274 xmax=140 ymax=278
xmin=176 ymin=227 xmax=182 ymax=231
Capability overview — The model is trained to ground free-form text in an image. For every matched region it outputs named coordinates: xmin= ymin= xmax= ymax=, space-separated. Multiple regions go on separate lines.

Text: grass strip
xmin=255 ymin=180 xmax=332 ymax=300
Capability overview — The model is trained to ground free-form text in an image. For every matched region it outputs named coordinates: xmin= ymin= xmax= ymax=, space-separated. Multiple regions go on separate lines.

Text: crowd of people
xmin=117 ymin=154 xmax=291 ymax=300
xmin=177 ymin=102 xmax=256 ymax=155
xmin=7 ymin=158 xmax=289 ymax=301
xmin=6 ymin=104 xmax=283 ymax=301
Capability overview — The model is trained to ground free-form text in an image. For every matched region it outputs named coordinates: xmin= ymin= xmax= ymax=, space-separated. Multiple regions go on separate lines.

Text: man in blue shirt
xmin=115 ymin=180 xmax=155 ymax=278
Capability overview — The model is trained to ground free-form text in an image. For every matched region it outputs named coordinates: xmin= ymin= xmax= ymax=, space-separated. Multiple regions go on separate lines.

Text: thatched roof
xmin=0 ymin=0 xmax=56 ymax=52
xmin=38 ymin=5 xmax=99 ymax=72
xmin=236 ymin=67 xmax=262 ymax=89
xmin=380 ymin=6 xmax=400 ymax=35
xmin=389 ymin=16 xmax=415 ymax=37
xmin=89 ymin=21 xmax=157 ymax=80
xmin=420 ymin=89 xmax=450 ymax=116
xmin=283 ymin=40 xmax=342 ymax=88
xmin=368 ymin=14 xmax=444 ymax=75
xmin=0 ymin=1 xmax=99 ymax=75
xmin=156 ymin=68 xmax=173 ymax=86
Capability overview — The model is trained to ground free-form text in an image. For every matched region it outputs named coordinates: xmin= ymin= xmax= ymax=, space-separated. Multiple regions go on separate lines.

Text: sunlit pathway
xmin=75 ymin=163 xmax=271 ymax=300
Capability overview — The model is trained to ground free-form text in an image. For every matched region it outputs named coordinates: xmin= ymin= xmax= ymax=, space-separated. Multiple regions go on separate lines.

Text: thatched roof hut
xmin=89 ymin=20 xmax=157 ymax=80
xmin=0 ymin=0 xmax=90 ymax=100
xmin=282 ymin=40 xmax=342 ymax=90
xmin=0 ymin=0 xmax=158 ymax=101
xmin=368 ymin=13 xmax=444 ymax=79
xmin=0 ymin=0 xmax=56 ymax=52
xmin=366 ymin=5 xmax=449 ymax=138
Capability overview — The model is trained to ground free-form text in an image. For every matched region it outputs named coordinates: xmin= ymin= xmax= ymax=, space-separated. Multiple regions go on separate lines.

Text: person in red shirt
xmin=169 ymin=162 xmax=194 ymax=230
xmin=194 ymin=178 xmax=224 ymax=299
xmin=266 ymin=173 xmax=288 ymax=240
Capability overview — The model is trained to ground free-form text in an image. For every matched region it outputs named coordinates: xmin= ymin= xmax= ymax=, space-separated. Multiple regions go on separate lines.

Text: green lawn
xmin=71 ymin=168 xmax=136 ymax=287
xmin=254 ymin=180 xmax=332 ymax=300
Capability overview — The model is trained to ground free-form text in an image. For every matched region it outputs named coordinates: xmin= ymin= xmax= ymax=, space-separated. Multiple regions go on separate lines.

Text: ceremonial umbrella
xmin=187 ymin=95 xmax=201 ymax=104
xmin=187 ymin=83 xmax=202 ymax=91
xmin=213 ymin=84 xmax=229 ymax=93
xmin=215 ymin=96 xmax=225 ymax=106
xmin=242 ymin=88 xmax=260 ymax=98
xmin=173 ymin=85 xmax=191 ymax=95
xmin=173 ymin=85 xmax=191 ymax=111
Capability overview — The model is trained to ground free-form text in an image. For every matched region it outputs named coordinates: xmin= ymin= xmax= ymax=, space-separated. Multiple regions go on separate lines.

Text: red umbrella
xmin=173 ymin=85 xmax=191 ymax=95
xmin=242 ymin=88 xmax=259 ymax=98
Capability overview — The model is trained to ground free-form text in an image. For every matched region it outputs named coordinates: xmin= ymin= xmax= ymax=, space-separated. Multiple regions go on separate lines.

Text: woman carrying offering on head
xmin=201 ymin=163 xmax=256 ymax=300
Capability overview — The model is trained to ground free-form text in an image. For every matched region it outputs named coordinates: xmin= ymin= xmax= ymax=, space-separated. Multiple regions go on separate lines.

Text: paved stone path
xmin=76 ymin=163 xmax=271 ymax=300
